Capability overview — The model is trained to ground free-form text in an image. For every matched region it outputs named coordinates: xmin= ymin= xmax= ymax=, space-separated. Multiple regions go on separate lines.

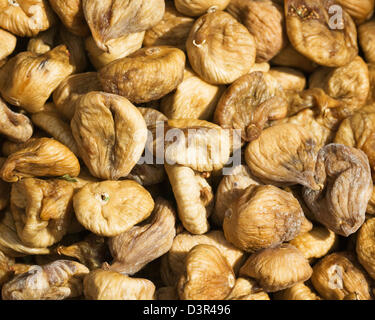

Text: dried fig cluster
xmin=0 ymin=0 xmax=374 ymax=302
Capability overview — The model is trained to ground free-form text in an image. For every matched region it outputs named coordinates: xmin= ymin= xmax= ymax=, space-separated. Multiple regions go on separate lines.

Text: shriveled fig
xmin=174 ymin=0 xmax=230 ymax=17
xmin=359 ymin=20 xmax=375 ymax=64
xmin=335 ymin=0 xmax=374 ymax=25
xmin=0 ymin=28 xmax=16 ymax=61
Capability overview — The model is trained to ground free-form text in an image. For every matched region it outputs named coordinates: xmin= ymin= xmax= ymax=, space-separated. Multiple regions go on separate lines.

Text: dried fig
xmin=0 ymin=45 xmax=74 ymax=113
xmin=2 ymin=260 xmax=89 ymax=300
xmin=174 ymin=0 xmax=230 ymax=16
xmin=73 ymin=180 xmax=154 ymax=237
xmin=83 ymin=269 xmax=155 ymax=300
xmin=285 ymin=0 xmax=358 ymax=67
xmin=99 ymin=46 xmax=185 ymax=103
xmin=0 ymin=28 xmax=16 ymax=60
xmin=225 ymin=277 xmax=270 ymax=300
xmin=106 ymin=198 xmax=176 ymax=275
xmin=274 ymin=282 xmax=322 ymax=300
xmin=0 ymin=250 xmax=14 ymax=287
xmin=335 ymin=0 xmax=374 ymax=24
xmin=27 ymin=27 xmax=57 ymax=54
xmin=214 ymin=71 xmax=288 ymax=142
xmin=268 ymin=67 xmax=306 ymax=92
xmin=0 ymin=137 xmax=80 ymax=183
xmin=177 ymin=244 xmax=235 ymax=300
xmin=356 ymin=217 xmax=375 ymax=280
xmin=82 ymin=0 xmax=165 ymax=51
xmin=186 ymin=10 xmax=256 ymax=84
xmin=359 ymin=20 xmax=375 ymax=64
xmin=71 ymin=92 xmax=147 ymax=180
xmin=227 ymin=0 xmax=286 ymax=62
xmin=239 ymin=243 xmax=313 ymax=292
xmin=303 ymin=144 xmax=373 ymax=237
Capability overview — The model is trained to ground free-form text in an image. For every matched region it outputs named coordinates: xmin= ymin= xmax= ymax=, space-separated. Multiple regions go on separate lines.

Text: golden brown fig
xmin=239 ymin=244 xmax=313 ymax=292
xmin=127 ymin=164 xmax=166 ymax=187
xmin=175 ymin=0 xmax=230 ymax=16
xmin=161 ymin=68 xmax=224 ymax=120
xmin=106 ymin=198 xmax=176 ymax=275
xmin=227 ymin=0 xmax=286 ymax=62
xmin=57 ymin=234 xmax=108 ymax=270
xmin=165 ymin=164 xmax=213 ymax=235
xmin=245 ymin=123 xmax=321 ymax=190
xmin=144 ymin=2 xmax=195 ymax=50
xmin=83 ymin=269 xmax=155 ymax=300
xmin=274 ymin=282 xmax=322 ymax=300
xmin=167 ymin=230 xmax=245 ymax=278
xmin=309 ymin=56 xmax=370 ymax=118
xmin=223 ymin=185 xmax=304 ymax=253
xmin=99 ymin=46 xmax=185 ymax=103
xmin=303 ymin=144 xmax=373 ymax=237
xmin=225 ymin=277 xmax=270 ymax=300
xmin=177 ymin=244 xmax=235 ymax=300
xmin=71 ymin=92 xmax=148 ymax=180
xmin=367 ymin=65 xmax=375 ymax=104
xmin=367 ymin=187 xmax=375 ymax=214
xmin=0 ymin=28 xmax=16 ymax=60
xmin=214 ymin=71 xmax=288 ymax=142
xmin=0 ymin=160 xmax=9 ymax=211
xmin=0 ymin=137 xmax=80 ymax=183
xmin=186 ymin=10 xmax=256 ymax=84
xmin=356 ymin=217 xmax=375 ymax=280
xmin=48 ymin=0 xmax=89 ymax=36
xmin=27 ymin=27 xmax=57 ymax=54
xmin=31 ymin=109 xmax=79 ymax=157
xmin=214 ymin=164 xmax=260 ymax=226
xmin=0 ymin=0 xmax=56 ymax=37
xmin=359 ymin=20 xmax=375 ymax=64
xmin=268 ymin=67 xmax=306 ymax=92
xmin=53 ymin=72 xmax=102 ymax=120
xmin=73 ymin=180 xmax=154 ymax=237
xmin=0 ymin=45 xmax=74 ymax=114
xmin=335 ymin=0 xmax=374 ymax=24
xmin=85 ymin=32 xmax=145 ymax=70
xmin=311 ymin=252 xmax=373 ymax=300
xmin=82 ymin=0 xmax=165 ymax=52
xmin=285 ymin=0 xmax=358 ymax=67
xmin=289 ymin=226 xmax=338 ymax=260
xmin=2 ymin=260 xmax=89 ymax=300
xmin=0 ymin=98 xmax=33 ymax=143
xmin=0 ymin=250 xmax=14 ymax=287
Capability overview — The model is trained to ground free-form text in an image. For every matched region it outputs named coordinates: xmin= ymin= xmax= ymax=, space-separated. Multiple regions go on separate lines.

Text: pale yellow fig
xmin=268 ymin=67 xmax=306 ymax=92
xmin=27 ymin=27 xmax=57 ymax=54
xmin=175 ymin=0 xmax=230 ymax=17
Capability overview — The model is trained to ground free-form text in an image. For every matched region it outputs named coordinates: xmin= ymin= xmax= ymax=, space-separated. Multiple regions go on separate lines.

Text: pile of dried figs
xmin=0 ymin=0 xmax=375 ymax=300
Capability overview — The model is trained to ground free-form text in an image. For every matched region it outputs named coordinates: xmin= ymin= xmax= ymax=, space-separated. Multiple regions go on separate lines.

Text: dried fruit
xmin=225 ymin=277 xmax=270 ymax=300
xmin=71 ymin=92 xmax=148 ymax=180
xmin=303 ymin=144 xmax=373 ymax=237
xmin=0 ymin=28 xmax=16 ymax=61
xmin=83 ymin=269 xmax=155 ymax=300
xmin=73 ymin=180 xmax=154 ymax=237
xmin=359 ymin=20 xmax=375 ymax=64
xmin=268 ymin=67 xmax=306 ymax=92
xmin=239 ymin=244 xmax=313 ymax=292
xmin=274 ymin=282 xmax=321 ymax=300
xmin=186 ymin=10 xmax=256 ymax=84
xmin=2 ymin=260 xmax=89 ymax=300
xmin=174 ymin=0 xmax=230 ymax=16
xmin=356 ymin=217 xmax=375 ymax=280
xmin=177 ymin=244 xmax=235 ymax=300
xmin=0 ymin=45 xmax=74 ymax=113
xmin=285 ymin=0 xmax=358 ymax=67
xmin=27 ymin=27 xmax=56 ymax=54
xmin=223 ymin=185 xmax=304 ymax=253
xmin=0 ymin=250 xmax=14 ymax=287
xmin=335 ymin=0 xmax=374 ymax=24
xmin=227 ymin=0 xmax=286 ymax=62
xmin=311 ymin=252 xmax=373 ymax=300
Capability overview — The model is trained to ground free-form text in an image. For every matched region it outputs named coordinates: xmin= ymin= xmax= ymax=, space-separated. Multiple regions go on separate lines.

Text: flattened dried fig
xmin=53 ymin=72 xmax=102 ymax=121
xmin=165 ymin=164 xmax=213 ymax=234
xmin=245 ymin=123 xmax=321 ymax=190
xmin=85 ymin=32 xmax=145 ymax=70
xmin=356 ymin=217 xmax=375 ymax=280
xmin=303 ymin=144 xmax=373 ymax=236
xmin=335 ymin=0 xmax=374 ymax=24
xmin=49 ymin=0 xmax=89 ymax=36
xmin=0 ymin=98 xmax=33 ymax=143
xmin=227 ymin=0 xmax=286 ymax=62
xmin=177 ymin=244 xmax=235 ymax=300
xmin=73 ymin=180 xmax=154 ymax=237
xmin=0 ymin=45 xmax=74 ymax=113
xmin=144 ymin=2 xmax=195 ymax=50
xmin=186 ymin=10 xmax=256 ymax=84
xmin=274 ymin=282 xmax=321 ymax=300
xmin=2 ymin=260 xmax=89 ymax=300
xmin=268 ymin=67 xmax=306 ymax=92
xmin=359 ymin=20 xmax=375 ymax=64
xmin=161 ymin=68 xmax=225 ymax=120
xmin=83 ymin=269 xmax=155 ymax=300
xmin=285 ymin=0 xmax=358 ymax=67
xmin=223 ymin=185 xmax=304 ymax=253
xmin=0 ymin=28 xmax=16 ymax=60
xmin=0 ymin=0 xmax=56 ymax=37
xmin=225 ymin=277 xmax=270 ymax=300
xmin=82 ymin=0 xmax=165 ymax=51
xmin=311 ymin=252 xmax=373 ymax=300
xmin=106 ymin=198 xmax=176 ymax=275
xmin=0 ymin=137 xmax=80 ymax=183
xmin=239 ymin=243 xmax=313 ymax=292
xmin=99 ymin=46 xmax=185 ymax=103
xmin=214 ymin=71 xmax=288 ymax=142
xmin=175 ymin=0 xmax=230 ymax=16
xmin=71 ymin=92 xmax=147 ymax=180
